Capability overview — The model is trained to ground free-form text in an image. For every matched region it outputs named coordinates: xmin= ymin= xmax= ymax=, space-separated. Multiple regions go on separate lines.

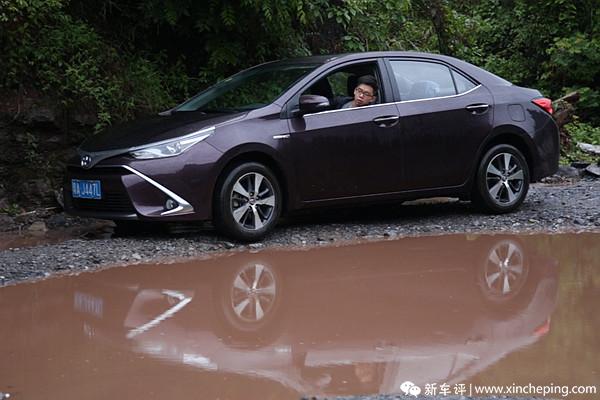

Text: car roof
xmin=280 ymin=51 xmax=456 ymax=63
xmin=278 ymin=51 xmax=511 ymax=86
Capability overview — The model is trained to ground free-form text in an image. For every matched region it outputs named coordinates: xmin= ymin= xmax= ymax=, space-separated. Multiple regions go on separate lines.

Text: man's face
xmin=353 ymin=83 xmax=376 ymax=106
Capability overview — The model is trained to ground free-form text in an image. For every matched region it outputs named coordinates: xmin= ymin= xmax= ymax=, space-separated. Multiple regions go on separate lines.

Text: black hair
xmin=357 ymin=75 xmax=378 ymax=93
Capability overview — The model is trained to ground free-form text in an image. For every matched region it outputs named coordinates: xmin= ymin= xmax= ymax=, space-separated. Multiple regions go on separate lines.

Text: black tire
xmin=213 ymin=162 xmax=282 ymax=242
xmin=474 ymin=144 xmax=530 ymax=213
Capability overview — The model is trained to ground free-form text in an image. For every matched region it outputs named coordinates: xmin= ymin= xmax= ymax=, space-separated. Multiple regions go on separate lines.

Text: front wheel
xmin=474 ymin=144 xmax=530 ymax=213
xmin=214 ymin=162 xmax=282 ymax=242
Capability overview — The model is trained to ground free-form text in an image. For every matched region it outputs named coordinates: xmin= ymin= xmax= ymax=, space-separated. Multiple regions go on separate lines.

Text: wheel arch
xmin=213 ymin=145 xmax=291 ymax=215
xmin=476 ymin=126 xmax=536 ymax=183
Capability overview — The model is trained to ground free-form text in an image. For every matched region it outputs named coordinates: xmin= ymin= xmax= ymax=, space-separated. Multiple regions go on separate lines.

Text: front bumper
xmin=64 ymin=144 xmax=222 ymax=221
xmin=64 ymin=166 xmax=138 ymax=220
xmin=64 ymin=165 xmax=195 ymax=221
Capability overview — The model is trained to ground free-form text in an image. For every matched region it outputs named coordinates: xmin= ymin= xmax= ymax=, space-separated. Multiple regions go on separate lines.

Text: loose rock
xmin=27 ymin=221 xmax=47 ymax=233
xmin=578 ymin=142 xmax=600 ymax=156
xmin=585 ymin=163 xmax=600 ymax=177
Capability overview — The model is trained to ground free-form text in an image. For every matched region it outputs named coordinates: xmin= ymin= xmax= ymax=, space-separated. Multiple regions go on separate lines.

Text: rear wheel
xmin=474 ymin=144 xmax=529 ymax=213
xmin=214 ymin=162 xmax=281 ymax=242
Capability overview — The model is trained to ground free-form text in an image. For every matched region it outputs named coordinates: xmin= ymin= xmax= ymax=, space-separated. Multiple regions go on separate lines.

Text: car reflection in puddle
xmin=61 ymin=234 xmax=559 ymax=397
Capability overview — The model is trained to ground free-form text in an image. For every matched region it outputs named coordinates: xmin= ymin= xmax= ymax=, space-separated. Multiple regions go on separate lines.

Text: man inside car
xmin=341 ymin=75 xmax=378 ymax=108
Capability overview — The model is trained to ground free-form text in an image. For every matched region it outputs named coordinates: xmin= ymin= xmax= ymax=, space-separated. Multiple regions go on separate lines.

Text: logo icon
xmin=400 ymin=381 xmax=421 ymax=397
xmin=81 ymin=155 xmax=92 ymax=169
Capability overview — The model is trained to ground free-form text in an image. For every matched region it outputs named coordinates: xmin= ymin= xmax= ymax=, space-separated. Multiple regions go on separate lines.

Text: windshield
xmin=175 ymin=61 xmax=319 ymax=113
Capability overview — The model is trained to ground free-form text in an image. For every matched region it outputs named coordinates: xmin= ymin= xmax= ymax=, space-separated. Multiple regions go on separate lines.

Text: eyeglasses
xmin=355 ymin=87 xmax=374 ymax=97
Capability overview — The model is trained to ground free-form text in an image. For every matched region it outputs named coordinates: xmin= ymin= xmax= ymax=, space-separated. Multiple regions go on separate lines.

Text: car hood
xmin=80 ymin=111 xmax=246 ymax=153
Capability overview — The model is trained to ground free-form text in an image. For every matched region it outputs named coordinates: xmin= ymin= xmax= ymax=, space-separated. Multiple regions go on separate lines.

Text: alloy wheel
xmin=229 ymin=172 xmax=276 ymax=231
xmin=230 ymin=263 xmax=277 ymax=323
xmin=482 ymin=240 xmax=527 ymax=300
xmin=485 ymin=152 xmax=525 ymax=206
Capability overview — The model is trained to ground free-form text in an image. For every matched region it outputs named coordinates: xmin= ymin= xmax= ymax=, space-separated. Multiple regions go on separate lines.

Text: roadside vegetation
xmin=0 ymin=0 xmax=598 ymax=209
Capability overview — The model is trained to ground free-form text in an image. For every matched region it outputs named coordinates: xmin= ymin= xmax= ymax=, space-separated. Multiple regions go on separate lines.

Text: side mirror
xmin=299 ymin=95 xmax=330 ymax=115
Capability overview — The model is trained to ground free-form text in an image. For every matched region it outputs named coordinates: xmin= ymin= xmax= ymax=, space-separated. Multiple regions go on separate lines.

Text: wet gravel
xmin=0 ymin=177 xmax=599 ymax=287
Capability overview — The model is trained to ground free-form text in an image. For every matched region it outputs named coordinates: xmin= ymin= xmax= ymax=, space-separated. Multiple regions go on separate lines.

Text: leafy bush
xmin=1 ymin=0 xmax=187 ymax=131
xmin=1 ymin=0 xmax=598 ymax=137
xmin=562 ymin=118 xmax=600 ymax=163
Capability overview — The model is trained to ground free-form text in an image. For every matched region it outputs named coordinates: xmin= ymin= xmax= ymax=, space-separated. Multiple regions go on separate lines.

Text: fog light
xmin=165 ymin=198 xmax=178 ymax=210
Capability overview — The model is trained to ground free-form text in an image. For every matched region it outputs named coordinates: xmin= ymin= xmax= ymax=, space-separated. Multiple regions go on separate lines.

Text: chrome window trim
xmin=303 ymin=101 xmax=396 ymax=117
xmin=120 ymin=165 xmax=195 ymax=216
xmin=303 ymin=84 xmax=482 ymax=117
xmin=396 ymin=84 xmax=482 ymax=104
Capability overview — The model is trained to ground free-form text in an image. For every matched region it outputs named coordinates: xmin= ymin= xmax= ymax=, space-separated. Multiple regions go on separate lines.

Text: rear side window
xmin=390 ymin=60 xmax=470 ymax=101
xmin=452 ymin=70 xmax=476 ymax=93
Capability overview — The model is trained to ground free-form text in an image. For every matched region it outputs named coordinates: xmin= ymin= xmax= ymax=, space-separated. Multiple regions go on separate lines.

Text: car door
xmin=287 ymin=60 xmax=403 ymax=202
xmin=387 ymin=58 xmax=494 ymax=191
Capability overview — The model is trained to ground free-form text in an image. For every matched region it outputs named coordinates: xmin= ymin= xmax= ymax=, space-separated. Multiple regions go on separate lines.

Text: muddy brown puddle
xmin=0 ymin=222 xmax=113 ymax=251
xmin=1 ymin=233 xmax=599 ymax=399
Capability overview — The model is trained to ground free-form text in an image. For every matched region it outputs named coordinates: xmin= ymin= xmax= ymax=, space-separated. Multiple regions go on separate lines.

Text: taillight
xmin=532 ymin=97 xmax=553 ymax=114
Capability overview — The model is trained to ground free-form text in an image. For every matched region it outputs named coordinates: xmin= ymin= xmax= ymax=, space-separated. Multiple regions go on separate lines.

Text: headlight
xmin=130 ymin=126 xmax=214 ymax=159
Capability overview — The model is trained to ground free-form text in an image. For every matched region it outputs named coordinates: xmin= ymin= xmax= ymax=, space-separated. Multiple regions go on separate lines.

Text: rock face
xmin=0 ymin=89 xmax=94 ymax=209
xmin=21 ymin=179 xmax=56 ymax=206
xmin=22 ymin=101 xmax=59 ymax=126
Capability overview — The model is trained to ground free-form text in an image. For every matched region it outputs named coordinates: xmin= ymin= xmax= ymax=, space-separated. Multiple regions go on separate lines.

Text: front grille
xmin=71 ymin=192 xmax=135 ymax=213
xmin=66 ymin=167 xmax=136 ymax=214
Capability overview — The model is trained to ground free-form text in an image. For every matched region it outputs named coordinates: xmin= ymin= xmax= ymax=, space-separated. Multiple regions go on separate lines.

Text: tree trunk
xmin=553 ymin=91 xmax=580 ymax=149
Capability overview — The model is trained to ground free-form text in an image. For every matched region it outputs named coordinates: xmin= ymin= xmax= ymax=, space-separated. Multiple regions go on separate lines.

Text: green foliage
xmin=545 ymin=34 xmax=600 ymax=87
xmin=561 ymin=117 xmax=600 ymax=163
xmin=451 ymin=1 xmax=598 ymax=90
xmin=334 ymin=0 xmax=436 ymax=52
xmin=137 ymin=0 xmax=322 ymax=72
xmin=0 ymin=0 xmax=187 ymax=131
xmin=566 ymin=119 xmax=600 ymax=146
xmin=1 ymin=0 xmax=598 ymax=142
xmin=0 ymin=0 xmax=63 ymax=23
xmin=0 ymin=202 xmax=22 ymax=216
xmin=572 ymin=87 xmax=600 ymax=125
xmin=18 ymin=131 xmax=41 ymax=165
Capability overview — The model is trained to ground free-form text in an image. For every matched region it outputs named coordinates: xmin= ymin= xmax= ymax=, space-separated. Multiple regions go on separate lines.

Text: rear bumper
xmin=531 ymin=116 xmax=560 ymax=181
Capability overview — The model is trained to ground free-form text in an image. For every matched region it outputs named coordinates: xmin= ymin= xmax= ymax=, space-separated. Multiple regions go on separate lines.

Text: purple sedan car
xmin=64 ymin=52 xmax=559 ymax=241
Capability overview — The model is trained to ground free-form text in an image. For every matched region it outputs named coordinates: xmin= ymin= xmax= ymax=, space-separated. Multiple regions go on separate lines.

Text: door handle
xmin=372 ymin=115 xmax=400 ymax=127
xmin=465 ymin=104 xmax=489 ymax=114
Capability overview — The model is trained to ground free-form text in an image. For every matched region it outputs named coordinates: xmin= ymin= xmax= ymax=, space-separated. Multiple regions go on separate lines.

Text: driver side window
xmin=301 ymin=62 xmax=381 ymax=111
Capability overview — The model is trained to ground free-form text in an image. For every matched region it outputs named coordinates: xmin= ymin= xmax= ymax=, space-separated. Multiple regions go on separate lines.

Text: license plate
xmin=72 ymin=179 xmax=102 ymax=200
xmin=74 ymin=292 xmax=104 ymax=317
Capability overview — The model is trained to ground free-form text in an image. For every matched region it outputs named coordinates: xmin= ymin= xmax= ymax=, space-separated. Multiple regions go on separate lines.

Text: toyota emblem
xmin=81 ymin=155 xmax=92 ymax=168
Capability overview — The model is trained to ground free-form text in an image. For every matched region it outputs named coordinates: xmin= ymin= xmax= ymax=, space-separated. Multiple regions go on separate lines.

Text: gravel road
xmin=1 ymin=177 xmax=599 ymax=286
